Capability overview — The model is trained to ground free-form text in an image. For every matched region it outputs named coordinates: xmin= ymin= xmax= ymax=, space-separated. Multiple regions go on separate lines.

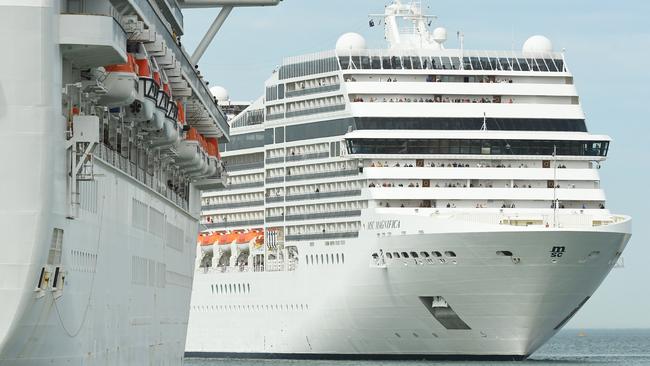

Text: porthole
xmin=336 ymin=253 xmax=340 ymax=263
xmin=401 ymin=252 xmax=409 ymax=258
xmin=341 ymin=253 xmax=345 ymax=263
xmin=432 ymin=251 xmax=442 ymax=257
xmin=444 ymin=251 xmax=456 ymax=257
xmin=410 ymin=251 xmax=419 ymax=258
xmin=395 ymin=332 xmax=401 ymax=338
xmin=393 ymin=252 xmax=400 ymax=258
xmin=247 ymin=283 xmax=251 ymax=292
xmin=420 ymin=251 xmax=430 ymax=258
xmin=386 ymin=252 xmax=393 ymax=259
xmin=496 ymin=250 xmax=513 ymax=256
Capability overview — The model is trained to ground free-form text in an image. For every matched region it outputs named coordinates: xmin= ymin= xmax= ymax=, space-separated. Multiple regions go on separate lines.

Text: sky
xmin=181 ymin=1 xmax=650 ymax=329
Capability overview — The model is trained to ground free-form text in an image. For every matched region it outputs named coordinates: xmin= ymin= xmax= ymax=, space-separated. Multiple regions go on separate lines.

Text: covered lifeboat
xmin=175 ymin=127 xmax=209 ymax=177
xmin=198 ymin=232 xmax=222 ymax=255
xmin=97 ymin=54 xmax=139 ymax=107
xmin=235 ymin=230 xmax=262 ymax=251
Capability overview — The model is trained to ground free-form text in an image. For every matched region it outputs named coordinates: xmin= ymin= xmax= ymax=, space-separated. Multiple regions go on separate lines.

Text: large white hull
xmin=0 ymin=160 xmax=199 ymax=365
xmin=186 ymin=212 xmax=630 ymax=359
xmin=0 ymin=2 xmax=211 ymax=364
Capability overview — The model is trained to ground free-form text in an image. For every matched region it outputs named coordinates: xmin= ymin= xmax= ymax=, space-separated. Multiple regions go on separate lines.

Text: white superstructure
xmin=186 ymin=1 xmax=631 ymax=360
xmin=0 ymin=0 xmax=278 ymax=365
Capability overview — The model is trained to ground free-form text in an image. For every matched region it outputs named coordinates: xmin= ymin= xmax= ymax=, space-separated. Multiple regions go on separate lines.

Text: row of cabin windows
xmin=305 ymin=253 xmax=345 ymax=265
xmin=339 ymin=55 xmax=565 ymax=72
xmin=379 ymin=250 xmax=457 ymax=260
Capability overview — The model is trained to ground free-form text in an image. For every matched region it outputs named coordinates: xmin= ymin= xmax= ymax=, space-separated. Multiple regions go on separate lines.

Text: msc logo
xmin=550 ymin=246 xmax=566 ymax=258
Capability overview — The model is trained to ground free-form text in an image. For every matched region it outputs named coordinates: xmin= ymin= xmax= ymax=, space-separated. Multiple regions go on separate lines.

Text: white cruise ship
xmin=0 ymin=0 xmax=278 ymax=364
xmin=186 ymin=1 xmax=632 ymax=360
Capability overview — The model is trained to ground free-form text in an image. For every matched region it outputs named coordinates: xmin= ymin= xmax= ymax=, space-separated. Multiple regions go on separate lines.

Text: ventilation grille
xmin=79 ymin=180 xmax=98 ymax=213
xmin=165 ymin=222 xmax=184 ymax=252
xmin=132 ymin=199 xmax=148 ymax=230
xmin=132 ymin=256 xmax=166 ymax=288
xmin=148 ymin=207 xmax=164 ymax=237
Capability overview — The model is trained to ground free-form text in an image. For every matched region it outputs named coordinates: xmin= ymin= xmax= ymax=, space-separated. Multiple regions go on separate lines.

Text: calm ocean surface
xmin=184 ymin=329 xmax=650 ymax=365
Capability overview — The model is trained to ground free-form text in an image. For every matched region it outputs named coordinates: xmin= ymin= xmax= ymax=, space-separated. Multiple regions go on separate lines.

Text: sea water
xmin=184 ymin=329 xmax=650 ymax=365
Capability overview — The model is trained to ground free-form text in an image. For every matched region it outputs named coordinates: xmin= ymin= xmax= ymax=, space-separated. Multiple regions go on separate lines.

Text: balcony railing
xmin=286 ymin=231 xmax=359 ymax=241
xmin=285 ymin=189 xmax=361 ymax=202
xmin=285 ymin=104 xmax=345 ymax=118
xmin=205 ymin=219 xmax=264 ymax=229
xmin=225 ymin=161 xmax=264 ymax=172
xmin=265 ymin=176 xmax=285 ymax=184
xmin=266 ymin=196 xmax=285 ymax=203
xmin=286 ymin=168 xmax=358 ymax=182
xmin=286 ymin=151 xmax=329 ymax=162
xmin=266 ymin=112 xmax=285 ymax=121
xmin=95 ymin=144 xmax=188 ymax=210
xmin=202 ymin=200 xmax=264 ymax=211
xmin=285 ymin=83 xmax=340 ymax=98
xmin=285 ymin=210 xmax=361 ymax=222
xmin=265 ymin=157 xmax=285 ymax=164
xmin=224 ymin=181 xmax=264 ymax=190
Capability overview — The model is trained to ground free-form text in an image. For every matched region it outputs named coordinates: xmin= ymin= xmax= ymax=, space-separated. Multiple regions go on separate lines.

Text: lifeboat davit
xmin=97 ymin=54 xmax=139 ymax=107
xmin=146 ymin=69 xmax=168 ymax=132
xmin=125 ymin=44 xmax=156 ymax=124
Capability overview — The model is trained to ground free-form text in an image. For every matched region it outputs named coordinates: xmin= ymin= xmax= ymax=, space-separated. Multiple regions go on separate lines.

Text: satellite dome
xmin=210 ymin=85 xmax=229 ymax=101
xmin=432 ymin=27 xmax=447 ymax=44
xmin=522 ymin=35 xmax=553 ymax=54
xmin=336 ymin=32 xmax=366 ymax=56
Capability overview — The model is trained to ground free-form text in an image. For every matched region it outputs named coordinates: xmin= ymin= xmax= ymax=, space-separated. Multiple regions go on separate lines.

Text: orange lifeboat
xmin=176 ymin=127 xmax=209 ymax=177
xmin=218 ymin=232 xmax=239 ymax=246
xmin=97 ymin=53 xmax=139 ymax=107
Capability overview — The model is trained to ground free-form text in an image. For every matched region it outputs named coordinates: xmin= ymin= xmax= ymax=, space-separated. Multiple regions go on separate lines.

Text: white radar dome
xmin=522 ymin=35 xmax=553 ymax=54
xmin=336 ymin=32 xmax=366 ymax=56
xmin=210 ymin=85 xmax=229 ymax=101
xmin=432 ymin=27 xmax=447 ymax=44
